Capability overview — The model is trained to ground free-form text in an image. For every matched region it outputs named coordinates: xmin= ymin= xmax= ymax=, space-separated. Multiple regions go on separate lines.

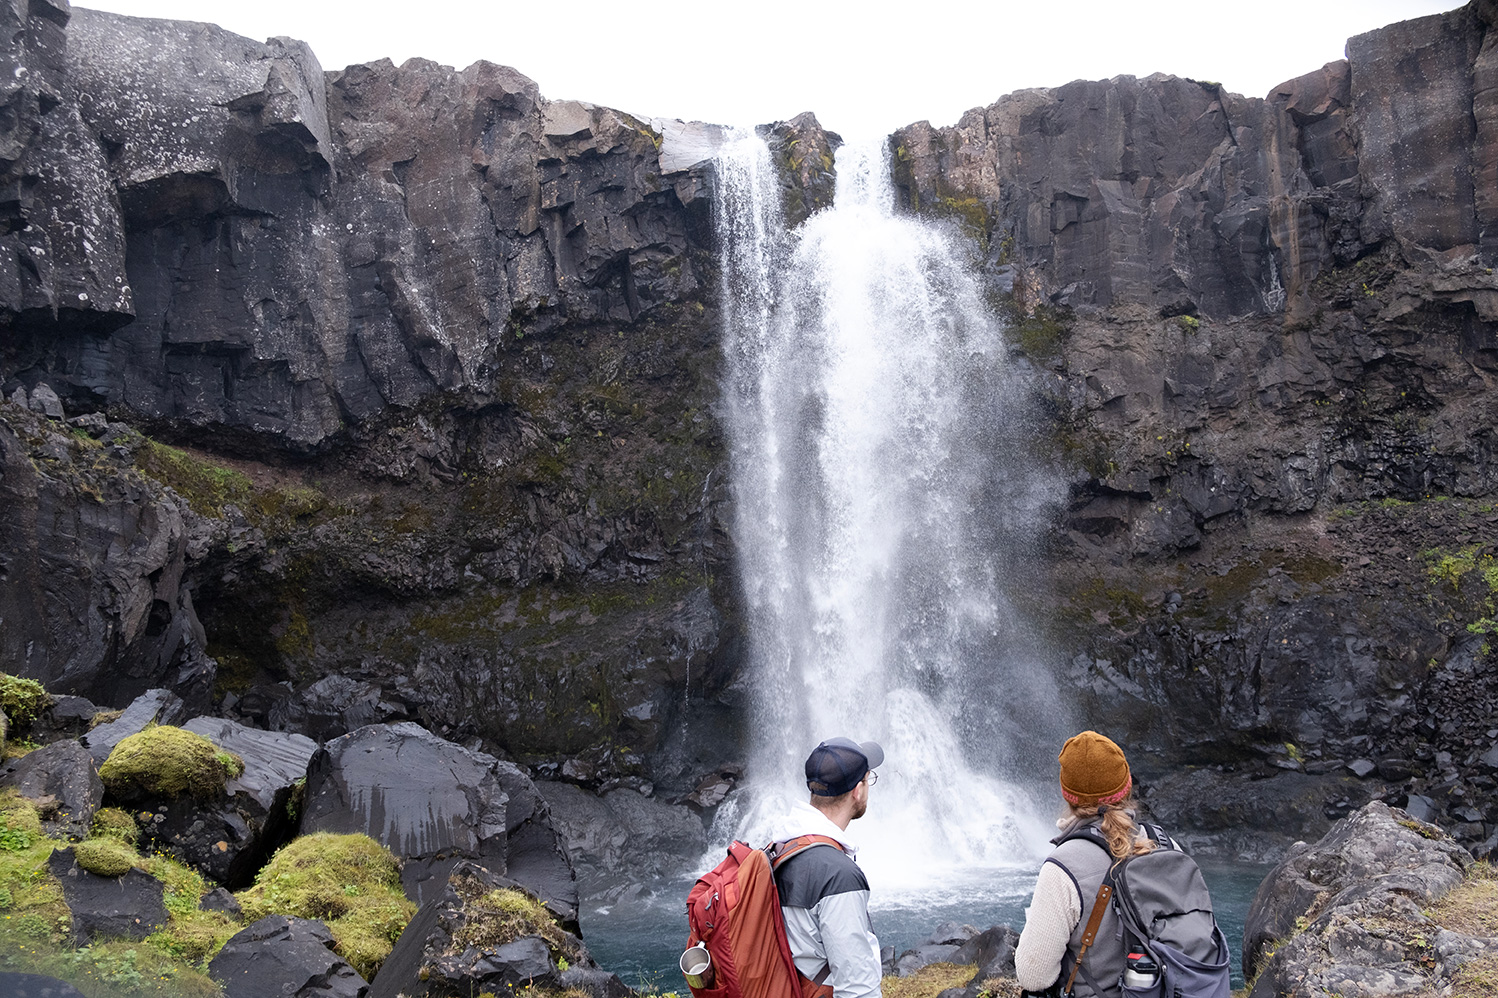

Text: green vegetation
xmin=0 ymin=672 xmax=51 ymax=727
xmin=90 ymin=808 xmax=140 ymax=844
xmin=1176 ymin=314 xmax=1200 ymax=333
xmin=72 ymin=837 xmax=138 ymax=877
xmin=99 ymin=726 xmax=244 ymax=801
xmin=135 ymin=439 xmax=252 ymax=518
xmin=882 ymin=963 xmax=979 ymax=998
xmin=1422 ymin=544 xmax=1498 ymax=639
xmin=450 ymin=876 xmax=574 ymax=958
xmin=237 ymin=832 xmax=416 ymax=979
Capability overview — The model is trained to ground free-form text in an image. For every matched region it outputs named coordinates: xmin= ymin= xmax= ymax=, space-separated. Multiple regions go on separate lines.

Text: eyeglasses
xmin=864 ymin=771 xmax=878 ymax=786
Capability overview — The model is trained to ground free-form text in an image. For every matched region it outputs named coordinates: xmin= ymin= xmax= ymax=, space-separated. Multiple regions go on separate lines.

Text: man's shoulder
xmin=774 ymin=841 xmax=868 ymax=907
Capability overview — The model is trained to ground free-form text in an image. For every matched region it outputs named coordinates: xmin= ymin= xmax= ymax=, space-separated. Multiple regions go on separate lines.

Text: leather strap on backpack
xmin=767 ymin=834 xmax=845 ymax=870
xmin=1061 ymin=881 xmax=1113 ymax=998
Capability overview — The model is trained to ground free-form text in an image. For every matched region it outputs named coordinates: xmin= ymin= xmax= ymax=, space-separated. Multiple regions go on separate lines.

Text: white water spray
xmin=714 ymin=133 xmax=1068 ymax=889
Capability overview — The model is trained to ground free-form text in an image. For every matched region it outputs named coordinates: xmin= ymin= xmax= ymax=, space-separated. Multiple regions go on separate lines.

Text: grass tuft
xmin=882 ymin=963 xmax=979 ymax=998
xmin=236 ymin=832 xmax=416 ymax=980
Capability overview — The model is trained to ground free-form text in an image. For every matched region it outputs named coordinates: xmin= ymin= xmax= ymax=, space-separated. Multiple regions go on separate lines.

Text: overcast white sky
xmin=78 ymin=1 xmax=1458 ymax=140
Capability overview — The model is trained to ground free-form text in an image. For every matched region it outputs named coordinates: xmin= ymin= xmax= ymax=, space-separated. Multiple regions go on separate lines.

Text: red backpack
xmin=684 ymin=836 xmax=843 ymax=998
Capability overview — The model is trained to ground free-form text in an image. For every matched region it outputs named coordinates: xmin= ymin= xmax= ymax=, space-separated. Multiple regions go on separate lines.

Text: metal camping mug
xmin=680 ymin=944 xmax=715 ymax=989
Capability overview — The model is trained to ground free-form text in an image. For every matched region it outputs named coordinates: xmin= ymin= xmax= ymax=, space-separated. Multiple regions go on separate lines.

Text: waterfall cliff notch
xmin=1 ymin=0 xmax=1497 ymax=870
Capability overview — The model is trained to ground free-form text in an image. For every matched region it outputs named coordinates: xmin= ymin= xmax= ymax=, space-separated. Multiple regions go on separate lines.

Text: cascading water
xmin=713 ymin=132 xmax=1070 ymax=889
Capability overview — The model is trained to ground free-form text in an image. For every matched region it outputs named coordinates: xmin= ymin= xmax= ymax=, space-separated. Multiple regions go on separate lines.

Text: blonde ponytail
xmin=1069 ymin=794 xmax=1155 ymax=860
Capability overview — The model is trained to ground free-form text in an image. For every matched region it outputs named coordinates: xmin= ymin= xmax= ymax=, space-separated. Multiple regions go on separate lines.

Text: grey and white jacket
xmin=769 ymin=801 xmax=883 ymax=998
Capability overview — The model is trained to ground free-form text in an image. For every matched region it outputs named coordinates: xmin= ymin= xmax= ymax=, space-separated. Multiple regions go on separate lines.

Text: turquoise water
xmin=580 ymin=860 xmax=1270 ymax=991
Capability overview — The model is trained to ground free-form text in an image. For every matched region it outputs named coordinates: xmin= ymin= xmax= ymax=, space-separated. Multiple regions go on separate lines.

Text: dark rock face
xmin=1242 ymin=802 xmax=1487 ymax=996
xmin=49 ymin=846 xmax=168 ymax=944
xmin=80 ymin=688 xmax=187 ymax=764
xmin=0 ymin=411 xmax=217 ymax=712
xmin=209 ymin=914 xmax=369 ymax=998
xmin=0 ymin=739 xmax=103 ymax=840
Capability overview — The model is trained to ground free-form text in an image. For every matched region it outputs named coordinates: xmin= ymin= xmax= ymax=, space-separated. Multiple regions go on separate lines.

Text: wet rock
xmin=209 ymin=914 xmax=368 ymax=998
xmin=1242 ymin=801 xmax=1472 ymax=984
xmin=81 ymin=689 xmax=187 ymax=765
xmin=0 ymin=974 xmax=89 ymax=998
xmin=49 ymin=847 xmax=168 ymax=944
xmin=538 ymin=779 xmax=706 ymax=882
xmin=303 ymin=723 xmax=548 ymax=906
xmin=0 ymin=740 xmax=103 ymax=840
xmin=954 ymin=924 xmax=1020 ymax=977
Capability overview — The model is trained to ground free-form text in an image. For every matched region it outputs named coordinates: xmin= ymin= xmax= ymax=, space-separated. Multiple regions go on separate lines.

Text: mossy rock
xmin=450 ymin=877 xmax=573 ymax=956
xmin=99 ymin=725 xmax=245 ymax=801
xmin=0 ymin=673 xmax=50 ymax=727
xmin=89 ymin=807 xmax=140 ymax=845
xmin=73 ymin=837 xmax=140 ymax=877
xmin=236 ymin=832 xmax=417 ymax=980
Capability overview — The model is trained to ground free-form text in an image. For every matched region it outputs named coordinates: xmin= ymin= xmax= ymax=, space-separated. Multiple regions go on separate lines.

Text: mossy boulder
xmin=89 ymin=806 xmax=139 ymax=844
xmin=0 ymin=672 xmax=49 ymax=727
xmin=72 ymin=836 xmax=139 ymax=877
xmin=0 ymin=787 xmax=43 ymax=848
xmin=236 ymin=832 xmax=417 ymax=980
xmin=98 ymin=725 xmax=245 ymax=801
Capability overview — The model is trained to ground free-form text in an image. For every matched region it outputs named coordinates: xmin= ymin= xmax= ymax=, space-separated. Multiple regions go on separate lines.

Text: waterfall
xmin=714 ymin=133 xmax=1069 ymax=888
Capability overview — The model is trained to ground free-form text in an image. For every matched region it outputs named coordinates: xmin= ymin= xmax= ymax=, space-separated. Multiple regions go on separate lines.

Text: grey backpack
xmin=1059 ymin=823 xmax=1231 ymax=998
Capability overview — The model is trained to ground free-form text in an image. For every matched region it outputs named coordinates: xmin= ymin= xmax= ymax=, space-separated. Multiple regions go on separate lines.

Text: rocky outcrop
xmin=1242 ymin=801 xmax=1493 ymax=996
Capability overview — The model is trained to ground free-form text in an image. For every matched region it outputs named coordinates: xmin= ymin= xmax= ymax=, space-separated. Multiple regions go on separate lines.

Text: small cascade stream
xmin=713 ymin=132 xmax=1067 ymax=885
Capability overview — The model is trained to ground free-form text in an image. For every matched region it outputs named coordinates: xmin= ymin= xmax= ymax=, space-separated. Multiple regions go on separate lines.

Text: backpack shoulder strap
xmin=1061 ymin=878 xmax=1114 ymax=998
xmin=767 ymin=834 xmax=845 ymax=871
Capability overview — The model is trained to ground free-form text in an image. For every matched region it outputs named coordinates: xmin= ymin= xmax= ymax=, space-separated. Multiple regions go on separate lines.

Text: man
xmin=768 ymin=736 xmax=885 ymax=998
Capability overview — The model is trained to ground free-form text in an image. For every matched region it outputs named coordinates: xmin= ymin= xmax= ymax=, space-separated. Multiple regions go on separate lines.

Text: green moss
xmin=1001 ymin=303 xmax=1070 ymax=360
xmin=449 ymin=877 xmax=574 ymax=957
xmin=1176 ymin=314 xmax=1200 ymax=333
xmin=236 ymin=832 xmax=417 ymax=980
xmin=99 ymin=725 xmax=245 ymax=801
xmin=134 ymin=438 xmax=252 ymax=517
xmin=140 ymin=850 xmax=241 ymax=964
xmin=933 ymin=196 xmax=991 ymax=250
xmin=73 ymin=838 xmax=139 ymax=877
xmin=90 ymin=807 xmax=140 ymax=845
xmin=0 ymin=788 xmax=43 ymax=852
xmin=0 ymin=672 xmax=50 ymax=727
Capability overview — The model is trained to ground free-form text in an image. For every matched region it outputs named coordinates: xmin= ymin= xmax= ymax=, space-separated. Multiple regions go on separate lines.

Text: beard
xmin=851 ymin=794 xmax=867 ymax=821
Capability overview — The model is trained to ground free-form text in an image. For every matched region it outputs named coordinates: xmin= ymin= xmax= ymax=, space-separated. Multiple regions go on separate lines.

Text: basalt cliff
xmin=3 ymin=0 xmax=1498 ymax=873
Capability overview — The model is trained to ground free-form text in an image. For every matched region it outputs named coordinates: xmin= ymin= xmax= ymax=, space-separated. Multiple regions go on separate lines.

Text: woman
xmin=1014 ymin=730 xmax=1158 ymax=997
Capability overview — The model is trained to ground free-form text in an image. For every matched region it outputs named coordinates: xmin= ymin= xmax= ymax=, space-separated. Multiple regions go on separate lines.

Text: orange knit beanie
xmin=1059 ymin=730 xmax=1132 ymax=806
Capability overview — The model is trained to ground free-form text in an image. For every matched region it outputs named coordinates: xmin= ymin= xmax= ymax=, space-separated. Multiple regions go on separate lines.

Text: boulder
xmin=371 ymin=860 xmax=622 ymax=998
xmin=954 ymin=924 xmax=1020 ymax=978
xmin=303 ymin=723 xmax=575 ymax=911
xmin=209 ymin=915 xmax=368 ymax=998
xmin=49 ymin=846 xmax=168 ymax=944
xmin=121 ymin=717 xmax=313 ymax=886
xmin=0 ymin=740 xmax=103 ymax=840
xmin=1243 ymin=801 xmax=1474 ymax=989
xmin=81 ymin=689 xmax=187 ymax=765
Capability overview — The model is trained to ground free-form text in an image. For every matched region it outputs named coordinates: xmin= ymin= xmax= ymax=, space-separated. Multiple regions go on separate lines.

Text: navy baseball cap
xmin=805 ymin=737 xmax=885 ymax=796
